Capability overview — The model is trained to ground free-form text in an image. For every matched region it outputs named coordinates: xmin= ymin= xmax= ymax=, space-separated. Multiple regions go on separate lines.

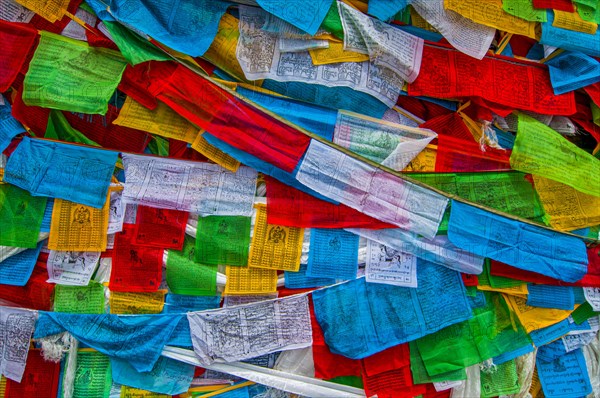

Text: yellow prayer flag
xmin=402 ymin=145 xmax=437 ymax=172
xmin=534 ymin=175 xmax=600 ymax=231
xmin=445 ymin=0 xmax=539 ymax=39
xmin=530 ymin=369 xmax=543 ymax=398
xmin=113 ymin=97 xmax=199 ymax=144
xmin=204 ymin=13 xmax=259 ymax=84
xmin=15 ymin=0 xmax=69 ymax=23
xmin=120 ymin=386 xmax=170 ymax=398
xmin=410 ymin=7 xmax=437 ymax=32
xmin=503 ymin=295 xmax=574 ymax=333
xmin=191 ymin=133 xmax=241 ymax=173
xmin=553 ymin=9 xmax=598 ymax=35
xmin=109 ymin=290 xmax=167 ymax=314
xmin=248 ymin=204 xmax=303 ymax=272
xmin=0 ymin=376 xmax=6 ymax=397
xmin=223 ymin=266 xmax=278 ymax=295
xmin=478 ymin=283 xmax=529 ymax=297
xmin=48 ymin=195 xmax=110 ymax=252
xmin=309 ymin=41 xmax=370 ymax=65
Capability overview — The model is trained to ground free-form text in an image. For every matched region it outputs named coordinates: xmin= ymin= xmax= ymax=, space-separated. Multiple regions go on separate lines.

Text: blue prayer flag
xmin=34 ymin=312 xmax=182 ymax=372
xmin=85 ymin=0 xmax=232 ymax=57
xmin=110 ymin=356 xmax=194 ymax=395
xmin=312 ymin=260 xmax=472 ymax=359
xmin=0 ymin=241 xmax=43 ymax=286
xmin=447 ymin=201 xmax=588 ymax=283
xmin=237 ymin=87 xmax=337 ymax=141
xmin=4 ymin=137 xmax=118 ymax=208
xmin=541 ymin=11 xmax=600 ymax=57
xmin=307 ymin=229 xmax=359 ymax=280
xmin=0 ymin=96 xmax=24 ymax=153
xmin=256 ymin=0 xmax=333 ymax=35
xmin=368 ymin=0 xmax=410 ymax=21
xmin=546 ymin=51 xmax=600 ymax=95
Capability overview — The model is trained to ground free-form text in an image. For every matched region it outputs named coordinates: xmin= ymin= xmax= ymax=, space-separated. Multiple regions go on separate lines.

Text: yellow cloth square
xmin=248 ymin=204 xmax=303 ymax=271
xmin=224 ymin=266 xmax=278 ymax=295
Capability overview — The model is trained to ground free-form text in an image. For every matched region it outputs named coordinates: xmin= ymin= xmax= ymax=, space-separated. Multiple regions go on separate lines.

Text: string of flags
xmin=1 ymin=0 xmax=600 ymax=397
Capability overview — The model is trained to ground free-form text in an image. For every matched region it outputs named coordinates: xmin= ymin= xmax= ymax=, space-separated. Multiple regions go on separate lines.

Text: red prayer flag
xmin=362 ymin=344 xmax=410 ymax=376
xmin=584 ymin=82 xmax=600 ymax=107
xmin=396 ymin=96 xmax=453 ymax=121
xmin=0 ymin=20 xmax=38 ymax=92
xmin=532 ymin=0 xmax=576 ymax=12
xmin=265 ymin=176 xmax=396 ymax=229
xmin=133 ymin=206 xmax=188 ymax=250
xmin=119 ymin=61 xmax=178 ymax=110
xmin=420 ymin=113 xmax=474 ymax=141
xmin=63 ymin=105 xmax=151 ymax=153
xmin=4 ymin=350 xmax=61 ymax=398
xmin=435 ymin=134 xmax=512 ymax=172
xmin=0 ymin=266 xmax=54 ymax=311
xmin=462 ymin=273 xmax=479 ymax=286
xmin=409 ymin=44 xmax=576 ymax=116
xmin=11 ymin=90 xmax=51 ymax=135
xmin=361 ymin=363 xmax=426 ymax=398
xmin=110 ymin=225 xmax=163 ymax=292
xmin=154 ymin=65 xmax=311 ymax=172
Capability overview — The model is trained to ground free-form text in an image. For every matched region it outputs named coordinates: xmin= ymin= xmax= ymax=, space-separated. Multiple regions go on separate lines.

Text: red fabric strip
xmin=409 ymin=44 xmax=576 ymax=116
xmin=265 ymin=176 xmax=396 ymax=229
xmin=63 ymin=105 xmax=151 ymax=153
xmin=109 ymin=225 xmax=163 ymax=292
xmin=155 ymin=65 xmax=311 ymax=172
xmin=362 ymin=344 xmax=410 ymax=377
xmin=5 ymin=350 xmax=61 ymax=398
xmin=462 ymin=273 xmax=479 ymax=286
xmin=10 ymin=90 xmax=51 ymax=135
xmin=361 ymin=364 xmax=427 ymax=398
xmin=133 ymin=206 xmax=188 ymax=250
xmin=532 ymin=0 xmax=576 ymax=12
xmin=0 ymin=266 xmax=54 ymax=310
xmin=435 ymin=134 xmax=512 ymax=172
xmin=420 ymin=113 xmax=474 ymax=141
xmin=119 ymin=61 xmax=178 ymax=110
xmin=0 ymin=21 xmax=38 ymax=92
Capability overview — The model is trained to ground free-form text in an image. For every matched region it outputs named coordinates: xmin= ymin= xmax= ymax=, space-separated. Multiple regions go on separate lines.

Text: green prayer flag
xmin=592 ymin=102 xmax=600 ymax=127
xmin=320 ymin=1 xmax=344 ymax=40
xmin=502 ymin=0 xmax=547 ymax=22
xmin=511 ymin=113 xmax=600 ymax=197
xmin=0 ymin=184 xmax=47 ymax=248
xmin=327 ymin=376 xmax=364 ymax=389
xmin=167 ymin=236 xmax=217 ymax=296
xmin=571 ymin=302 xmax=600 ymax=324
xmin=147 ymin=135 xmax=170 ymax=157
xmin=409 ymin=341 xmax=467 ymax=384
xmin=480 ymin=359 xmax=520 ymax=398
xmin=53 ymin=283 xmax=106 ymax=314
xmin=415 ymin=292 xmax=531 ymax=376
xmin=45 ymin=110 xmax=101 ymax=147
xmin=411 ymin=171 xmax=544 ymax=221
xmin=102 ymin=21 xmax=171 ymax=66
xmin=577 ymin=2 xmax=600 ymax=23
xmin=23 ymin=31 xmax=127 ymax=115
xmin=64 ymin=350 xmax=112 ymax=398
xmin=195 ymin=215 xmax=251 ymax=266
